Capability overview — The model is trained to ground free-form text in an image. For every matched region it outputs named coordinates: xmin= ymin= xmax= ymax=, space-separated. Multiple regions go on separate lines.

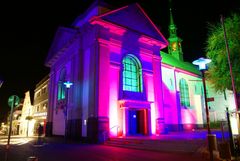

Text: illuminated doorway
xmin=128 ymin=109 xmax=148 ymax=135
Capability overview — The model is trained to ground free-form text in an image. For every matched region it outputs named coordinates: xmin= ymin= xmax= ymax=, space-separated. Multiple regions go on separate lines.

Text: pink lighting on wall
xmin=162 ymin=82 xmax=179 ymax=124
xmin=109 ymin=66 xmax=120 ymax=136
xmin=181 ymin=109 xmax=196 ymax=124
xmin=181 ymin=109 xmax=197 ymax=130
xmin=139 ymin=35 xmax=166 ymax=47
xmin=98 ymin=42 xmax=110 ymax=117
xmin=144 ymin=73 xmax=156 ymax=134
xmin=90 ymin=19 xmax=126 ymax=36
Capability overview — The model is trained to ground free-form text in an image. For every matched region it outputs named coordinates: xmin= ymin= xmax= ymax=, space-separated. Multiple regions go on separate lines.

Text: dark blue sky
xmin=0 ymin=0 xmax=239 ymax=121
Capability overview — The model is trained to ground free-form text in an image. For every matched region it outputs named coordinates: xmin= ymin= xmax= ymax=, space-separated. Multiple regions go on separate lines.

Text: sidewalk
xmin=0 ymin=136 xmax=208 ymax=161
xmin=0 ymin=129 xmax=238 ymax=161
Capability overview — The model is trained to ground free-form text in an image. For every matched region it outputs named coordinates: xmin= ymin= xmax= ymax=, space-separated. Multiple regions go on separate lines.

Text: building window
xmin=122 ymin=55 xmax=142 ymax=92
xmin=223 ymin=90 xmax=227 ymax=100
xmin=58 ymin=81 xmax=65 ymax=100
xmin=37 ymin=106 xmax=40 ymax=112
xmin=168 ymin=78 xmax=174 ymax=90
xmin=43 ymin=104 xmax=47 ymax=110
xmin=42 ymin=87 xmax=46 ymax=94
xmin=58 ymin=69 xmax=66 ymax=100
xmin=179 ymin=78 xmax=190 ymax=107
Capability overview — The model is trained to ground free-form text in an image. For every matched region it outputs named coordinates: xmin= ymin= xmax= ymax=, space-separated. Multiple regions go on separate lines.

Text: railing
xmin=110 ymin=125 xmax=120 ymax=135
xmin=102 ymin=125 xmax=120 ymax=143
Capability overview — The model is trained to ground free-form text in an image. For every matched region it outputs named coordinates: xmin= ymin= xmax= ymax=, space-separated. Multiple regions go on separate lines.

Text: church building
xmin=44 ymin=1 xmax=237 ymax=142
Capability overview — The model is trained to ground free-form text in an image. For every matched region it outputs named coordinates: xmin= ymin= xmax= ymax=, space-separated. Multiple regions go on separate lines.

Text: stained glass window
xmin=58 ymin=69 xmax=66 ymax=100
xmin=122 ymin=55 xmax=142 ymax=92
xmin=179 ymin=78 xmax=190 ymax=107
xmin=58 ymin=81 xmax=65 ymax=100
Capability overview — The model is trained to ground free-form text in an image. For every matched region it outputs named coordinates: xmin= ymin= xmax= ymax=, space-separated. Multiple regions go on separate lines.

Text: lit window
xmin=122 ymin=55 xmax=142 ymax=92
xmin=179 ymin=78 xmax=190 ymax=107
xmin=42 ymin=87 xmax=46 ymax=94
xmin=168 ymin=78 xmax=174 ymax=90
xmin=58 ymin=69 xmax=66 ymax=100
xmin=58 ymin=81 xmax=65 ymax=100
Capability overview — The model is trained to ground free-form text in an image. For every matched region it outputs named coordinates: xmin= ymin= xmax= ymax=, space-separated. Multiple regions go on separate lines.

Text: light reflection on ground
xmin=0 ymin=135 xmax=35 ymax=146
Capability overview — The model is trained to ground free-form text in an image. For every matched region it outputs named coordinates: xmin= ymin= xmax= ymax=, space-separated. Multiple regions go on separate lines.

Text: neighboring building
xmin=44 ymin=1 xmax=237 ymax=142
xmin=33 ymin=75 xmax=49 ymax=135
xmin=19 ymin=91 xmax=34 ymax=136
xmin=12 ymin=99 xmax=23 ymax=135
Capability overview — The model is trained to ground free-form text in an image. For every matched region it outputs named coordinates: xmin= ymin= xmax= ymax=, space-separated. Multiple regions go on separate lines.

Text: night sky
xmin=0 ymin=0 xmax=239 ymax=122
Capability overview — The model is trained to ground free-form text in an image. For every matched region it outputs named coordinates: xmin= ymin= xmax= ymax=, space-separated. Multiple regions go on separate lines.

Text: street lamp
xmin=193 ymin=57 xmax=215 ymax=161
xmin=63 ymin=81 xmax=73 ymax=139
xmin=193 ymin=57 xmax=211 ymax=134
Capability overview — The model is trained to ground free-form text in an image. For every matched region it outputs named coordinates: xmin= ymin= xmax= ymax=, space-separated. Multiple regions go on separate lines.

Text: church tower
xmin=168 ymin=2 xmax=183 ymax=61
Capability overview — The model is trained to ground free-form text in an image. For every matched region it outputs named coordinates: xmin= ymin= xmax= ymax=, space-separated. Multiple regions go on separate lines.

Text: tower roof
xmin=169 ymin=7 xmax=177 ymax=38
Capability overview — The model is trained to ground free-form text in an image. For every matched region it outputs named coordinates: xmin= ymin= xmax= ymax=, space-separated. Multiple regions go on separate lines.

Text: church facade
xmin=45 ymin=2 xmax=237 ymax=142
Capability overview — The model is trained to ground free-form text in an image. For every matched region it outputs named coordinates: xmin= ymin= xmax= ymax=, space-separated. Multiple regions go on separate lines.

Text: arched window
xmin=122 ymin=55 xmax=142 ymax=92
xmin=168 ymin=78 xmax=174 ymax=90
xmin=179 ymin=78 xmax=190 ymax=107
xmin=58 ymin=69 xmax=66 ymax=100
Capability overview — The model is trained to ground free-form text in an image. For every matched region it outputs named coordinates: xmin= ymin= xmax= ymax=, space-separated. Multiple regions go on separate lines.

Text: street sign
xmin=8 ymin=95 xmax=20 ymax=108
xmin=207 ymin=97 xmax=214 ymax=102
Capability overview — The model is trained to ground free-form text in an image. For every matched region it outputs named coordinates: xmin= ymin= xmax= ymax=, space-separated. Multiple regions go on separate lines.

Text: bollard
xmin=208 ymin=134 xmax=218 ymax=151
xmin=27 ymin=156 xmax=38 ymax=161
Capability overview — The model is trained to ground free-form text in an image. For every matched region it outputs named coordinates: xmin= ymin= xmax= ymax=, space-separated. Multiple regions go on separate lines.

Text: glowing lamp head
xmin=0 ymin=80 xmax=3 ymax=88
xmin=64 ymin=81 xmax=73 ymax=88
xmin=192 ymin=57 xmax=211 ymax=71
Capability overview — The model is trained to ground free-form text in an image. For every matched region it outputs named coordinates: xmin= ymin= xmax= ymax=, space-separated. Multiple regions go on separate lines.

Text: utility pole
xmin=220 ymin=15 xmax=238 ymax=115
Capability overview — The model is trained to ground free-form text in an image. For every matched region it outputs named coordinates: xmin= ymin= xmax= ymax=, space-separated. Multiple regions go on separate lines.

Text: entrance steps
xmin=104 ymin=136 xmax=207 ymax=153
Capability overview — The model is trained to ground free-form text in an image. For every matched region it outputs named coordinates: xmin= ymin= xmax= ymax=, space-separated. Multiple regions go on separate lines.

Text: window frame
xmin=122 ymin=55 xmax=143 ymax=92
xmin=179 ymin=78 xmax=190 ymax=107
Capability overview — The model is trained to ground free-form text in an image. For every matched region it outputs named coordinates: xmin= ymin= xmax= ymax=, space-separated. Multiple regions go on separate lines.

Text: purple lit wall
xmin=45 ymin=2 xmax=207 ymax=142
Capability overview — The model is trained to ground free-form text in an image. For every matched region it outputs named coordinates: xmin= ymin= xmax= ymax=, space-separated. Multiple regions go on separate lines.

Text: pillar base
xmin=87 ymin=117 xmax=109 ymax=143
xmin=207 ymin=134 xmax=218 ymax=151
xmin=156 ymin=118 xmax=167 ymax=134
xmin=66 ymin=119 xmax=82 ymax=140
xmin=45 ymin=122 xmax=52 ymax=137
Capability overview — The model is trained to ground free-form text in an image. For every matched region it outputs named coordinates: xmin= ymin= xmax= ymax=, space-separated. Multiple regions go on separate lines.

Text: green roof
xmin=160 ymin=51 xmax=200 ymax=75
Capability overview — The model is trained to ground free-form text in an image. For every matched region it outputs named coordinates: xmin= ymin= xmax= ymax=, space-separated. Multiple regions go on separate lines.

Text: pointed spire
xmin=169 ymin=8 xmax=174 ymax=28
xmin=167 ymin=0 xmax=183 ymax=61
xmin=169 ymin=3 xmax=177 ymax=38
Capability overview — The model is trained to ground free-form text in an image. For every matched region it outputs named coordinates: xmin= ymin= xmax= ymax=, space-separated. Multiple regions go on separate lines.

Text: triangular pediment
xmin=45 ymin=27 xmax=78 ymax=67
xmin=100 ymin=3 xmax=168 ymax=44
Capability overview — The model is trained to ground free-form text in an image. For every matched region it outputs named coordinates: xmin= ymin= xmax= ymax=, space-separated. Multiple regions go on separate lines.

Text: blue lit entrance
xmin=128 ymin=109 xmax=148 ymax=135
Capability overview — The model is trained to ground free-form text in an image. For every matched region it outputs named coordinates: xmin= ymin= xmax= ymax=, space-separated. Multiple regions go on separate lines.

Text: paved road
xmin=0 ymin=136 xmax=207 ymax=161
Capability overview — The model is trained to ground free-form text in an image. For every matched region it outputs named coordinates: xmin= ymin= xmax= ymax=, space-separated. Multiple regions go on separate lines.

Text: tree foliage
xmin=205 ymin=13 xmax=240 ymax=93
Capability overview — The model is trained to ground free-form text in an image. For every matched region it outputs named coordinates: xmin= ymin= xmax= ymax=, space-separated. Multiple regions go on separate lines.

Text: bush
xmin=210 ymin=121 xmax=221 ymax=129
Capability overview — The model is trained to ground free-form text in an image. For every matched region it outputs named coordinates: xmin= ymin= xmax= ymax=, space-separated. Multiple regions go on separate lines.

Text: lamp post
xmin=63 ymin=81 xmax=73 ymax=139
xmin=193 ymin=57 xmax=215 ymax=161
xmin=193 ymin=57 xmax=212 ymax=135
xmin=6 ymin=95 xmax=20 ymax=149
